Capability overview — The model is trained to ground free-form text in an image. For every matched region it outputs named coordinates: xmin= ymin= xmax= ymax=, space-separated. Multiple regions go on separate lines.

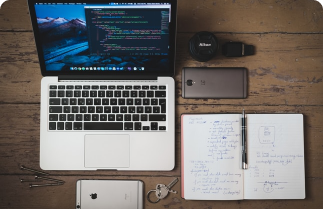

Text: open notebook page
xmin=181 ymin=114 xmax=244 ymax=200
xmin=243 ymin=114 xmax=305 ymax=199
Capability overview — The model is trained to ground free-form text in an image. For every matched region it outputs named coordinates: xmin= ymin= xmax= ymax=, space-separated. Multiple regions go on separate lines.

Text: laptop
xmin=28 ymin=0 xmax=177 ymax=170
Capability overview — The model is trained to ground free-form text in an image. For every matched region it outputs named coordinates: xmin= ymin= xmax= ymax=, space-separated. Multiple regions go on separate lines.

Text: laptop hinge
xmin=58 ymin=75 xmax=157 ymax=81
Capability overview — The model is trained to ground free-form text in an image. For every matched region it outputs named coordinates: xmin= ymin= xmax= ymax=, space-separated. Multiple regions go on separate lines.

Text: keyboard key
xmin=117 ymin=86 xmax=124 ymax=89
xmin=76 ymin=114 xmax=82 ymax=121
xmin=106 ymin=91 xmax=113 ymax=97
xmin=66 ymin=85 xmax=74 ymax=89
xmin=67 ymin=114 xmax=74 ymax=121
xmin=159 ymin=126 xmax=166 ymax=130
xmin=151 ymin=99 xmax=158 ymax=105
xmin=100 ymin=114 xmax=107 ymax=121
xmin=124 ymin=122 xmax=133 ymax=130
xmin=104 ymin=106 xmax=111 ymax=113
xmin=155 ymin=91 xmax=166 ymax=97
xmin=59 ymin=114 xmax=66 ymax=121
xmin=122 ymin=91 xmax=130 ymax=97
xmin=84 ymin=114 xmax=91 ymax=121
xmin=116 ymin=114 xmax=123 ymax=121
xmin=75 ymin=85 xmax=82 ymax=89
xmin=57 ymin=122 xmax=64 ymax=130
xmin=112 ymin=106 xmax=119 ymax=113
xmin=94 ymin=99 xmax=101 ymax=105
xmin=159 ymin=86 xmax=166 ymax=89
xmin=82 ymin=91 xmax=89 ymax=97
xmin=57 ymin=85 xmax=64 ymax=89
xmin=160 ymin=99 xmax=166 ymax=113
xmin=49 ymin=98 xmax=60 ymax=105
xmin=78 ymin=99 xmax=85 ymax=105
xmin=147 ymin=91 xmax=154 ymax=97
xmin=102 ymin=99 xmax=109 ymax=105
xmin=64 ymin=106 xmax=70 ymax=113
xmin=92 ymin=85 xmax=99 ymax=89
xmin=114 ymin=91 xmax=121 ymax=97
xmin=139 ymin=91 xmax=146 ymax=97
xmin=73 ymin=122 xmax=82 ymax=130
xmin=133 ymin=114 xmax=139 ymax=121
xmin=149 ymin=114 xmax=166 ymax=121
xmin=49 ymin=114 xmax=58 ymax=121
xmin=108 ymin=85 xmax=116 ymax=89
xmin=98 ymin=91 xmax=105 ymax=97
xmin=88 ymin=106 xmax=95 ymax=113
xmin=131 ymin=91 xmax=137 ymax=97
xmin=58 ymin=91 xmax=65 ymax=97
xmin=100 ymin=85 xmax=107 ymax=89
xmin=72 ymin=106 xmax=79 ymax=113
xmin=142 ymin=86 xmax=149 ymax=89
xmin=49 ymin=106 xmax=62 ymax=113
xmin=49 ymin=122 xmax=56 ymax=130
xmin=70 ymin=99 xmax=77 ymax=105
xmin=49 ymin=91 xmax=56 ymax=97
xmin=50 ymin=85 xmax=57 ymax=89
xmin=65 ymin=122 xmax=72 ymax=130
xmin=134 ymin=86 xmax=141 ymax=89
xmin=127 ymin=99 xmax=133 ymax=105
xmin=110 ymin=99 xmax=117 ymax=105
xmin=83 ymin=85 xmax=90 ymax=89
xmin=84 ymin=122 xmax=123 ymax=130
xmin=74 ymin=91 xmax=81 ymax=97
xmin=62 ymin=98 xmax=68 ymax=105
xmin=141 ymin=114 xmax=148 ymax=121
xmin=143 ymin=126 xmax=150 ymax=130
xmin=137 ymin=106 xmax=143 ymax=113
xmin=150 ymin=86 xmax=158 ymax=90
xmin=153 ymin=106 xmax=160 ymax=113
xmin=125 ymin=86 xmax=132 ymax=89
xmin=151 ymin=122 xmax=158 ymax=130
xmin=96 ymin=106 xmax=103 ymax=113
xmin=125 ymin=114 xmax=131 ymax=121
xmin=66 ymin=91 xmax=73 ymax=97
xmin=80 ymin=106 xmax=87 ymax=113
xmin=86 ymin=99 xmax=93 ymax=105
xmin=143 ymin=99 xmax=150 ymax=105
xmin=108 ymin=114 xmax=115 ymax=121
xmin=90 ymin=91 xmax=97 ymax=97
xmin=92 ymin=114 xmax=99 ymax=121
xmin=145 ymin=106 xmax=152 ymax=113
xmin=128 ymin=106 xmax=135 ymax=113
xmin=120 ymin=106 xmax=127 ymax=113
xmin=135 ymin=122 xmax=142 ymax=130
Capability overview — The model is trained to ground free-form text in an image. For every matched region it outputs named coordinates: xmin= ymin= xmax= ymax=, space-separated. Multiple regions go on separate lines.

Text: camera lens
xmin=187 ymin=80 xmax=193 ymax=86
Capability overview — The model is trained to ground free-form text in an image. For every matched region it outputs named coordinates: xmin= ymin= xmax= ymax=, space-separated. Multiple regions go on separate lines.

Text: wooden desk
xmin=0 ymin=0 xmax=322 ymax=208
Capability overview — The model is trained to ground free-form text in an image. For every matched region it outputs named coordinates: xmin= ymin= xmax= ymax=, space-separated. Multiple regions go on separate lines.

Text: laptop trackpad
xmin=84 ymin=135 xmax=130 ymax=168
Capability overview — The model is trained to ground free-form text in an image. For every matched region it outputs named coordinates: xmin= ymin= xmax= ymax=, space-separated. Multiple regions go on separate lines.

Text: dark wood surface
xmin=0 ymin=0 xmax=323 ymax=208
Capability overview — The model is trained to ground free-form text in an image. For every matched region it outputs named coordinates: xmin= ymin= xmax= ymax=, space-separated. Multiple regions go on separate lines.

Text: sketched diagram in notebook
xmin=258 ymin=126 xmax=275 ymax=144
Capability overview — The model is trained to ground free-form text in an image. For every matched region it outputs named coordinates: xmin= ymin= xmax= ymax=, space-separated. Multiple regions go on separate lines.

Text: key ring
xmin=146 ymin=190 xmax=160 ymax=203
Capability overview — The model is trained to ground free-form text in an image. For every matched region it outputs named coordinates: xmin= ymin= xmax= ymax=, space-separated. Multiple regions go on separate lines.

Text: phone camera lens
xmin=187 ymin=80 xmax=193 ymax=86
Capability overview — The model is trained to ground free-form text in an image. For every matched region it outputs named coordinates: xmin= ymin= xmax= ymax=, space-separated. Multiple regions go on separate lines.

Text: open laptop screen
xmin=28 ymin=0 xmax=177 ymax=76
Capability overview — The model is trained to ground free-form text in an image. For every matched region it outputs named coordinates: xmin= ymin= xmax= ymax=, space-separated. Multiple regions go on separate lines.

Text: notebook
xmin=28 ymin=0 xmax=177 ymax=170
xmin=181 ymin=113 xmax=305 ymax=200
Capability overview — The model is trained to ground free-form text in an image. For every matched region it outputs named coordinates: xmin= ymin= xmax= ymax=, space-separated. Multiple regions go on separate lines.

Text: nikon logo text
xmin=199 ymin=43 xmax=211 ymax=47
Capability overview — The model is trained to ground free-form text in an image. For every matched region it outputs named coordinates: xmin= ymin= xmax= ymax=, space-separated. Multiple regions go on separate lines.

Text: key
xmin=155 ymin=178 xmax=179 ymax=199
xmin=146 ymin=178 xmax=179 ymax=203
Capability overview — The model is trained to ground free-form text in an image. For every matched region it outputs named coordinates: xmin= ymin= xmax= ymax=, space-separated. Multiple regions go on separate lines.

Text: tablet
xmin=76 ymin=180 xmax=144 ymax=209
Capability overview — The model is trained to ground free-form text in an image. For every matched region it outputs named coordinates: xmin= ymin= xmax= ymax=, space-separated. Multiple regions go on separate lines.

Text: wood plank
xmin=1 ymin=104 xmax=322 ymax=178
xmin=0 ymin=175 xmax=321 ymax=209
xmin=1 ymin=0 xmax=323 ymax=32
xmin=0 ymin=32 xmax=322 ymax=105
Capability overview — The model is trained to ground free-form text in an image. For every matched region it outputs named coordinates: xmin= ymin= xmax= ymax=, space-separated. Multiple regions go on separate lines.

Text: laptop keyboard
xmin=48 ymin=84 xmax=167 ymax=131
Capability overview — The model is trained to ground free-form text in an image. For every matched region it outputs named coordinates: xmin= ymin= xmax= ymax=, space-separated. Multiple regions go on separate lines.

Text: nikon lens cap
xmin=189 ymin=31 xmax=218 ymax=62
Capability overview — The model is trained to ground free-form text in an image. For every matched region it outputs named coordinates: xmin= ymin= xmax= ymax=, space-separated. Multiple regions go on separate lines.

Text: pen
xmin=242 ymin=109 xmax=248 ymax=169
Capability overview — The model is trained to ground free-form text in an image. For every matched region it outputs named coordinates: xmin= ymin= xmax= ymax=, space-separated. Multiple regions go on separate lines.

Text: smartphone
xmin=182 ymin=67 xmax=248 ymax=98
xmin=76 ymin=180 xmax=144 ymax=209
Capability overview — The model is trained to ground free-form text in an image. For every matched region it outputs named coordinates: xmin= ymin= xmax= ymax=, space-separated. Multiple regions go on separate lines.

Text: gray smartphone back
xmin=182 ymin=67 xmax=248 ymax=98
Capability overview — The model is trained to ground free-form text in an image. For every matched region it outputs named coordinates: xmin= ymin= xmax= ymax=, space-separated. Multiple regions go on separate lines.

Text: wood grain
xmin=0 ymin=0 xmax=322 ymax=208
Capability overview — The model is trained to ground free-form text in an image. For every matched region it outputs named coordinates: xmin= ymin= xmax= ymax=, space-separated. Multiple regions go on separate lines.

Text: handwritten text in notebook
xmin=183 ymin=115 xmax=244 ymax=200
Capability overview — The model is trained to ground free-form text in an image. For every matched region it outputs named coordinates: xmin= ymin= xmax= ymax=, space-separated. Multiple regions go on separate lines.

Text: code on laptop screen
xmin=33 ymin=2 xmax=173 ymax=73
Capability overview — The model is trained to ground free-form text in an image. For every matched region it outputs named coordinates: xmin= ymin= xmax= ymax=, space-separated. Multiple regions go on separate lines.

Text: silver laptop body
xmin=28 ymin=0 xmax=177 ymax=170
